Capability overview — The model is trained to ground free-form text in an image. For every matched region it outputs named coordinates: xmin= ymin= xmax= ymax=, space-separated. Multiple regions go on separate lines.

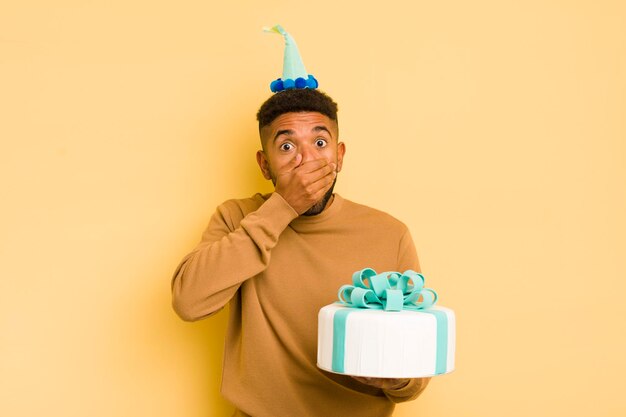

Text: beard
xmin=302 ymin=178 xmax=337 ymax=216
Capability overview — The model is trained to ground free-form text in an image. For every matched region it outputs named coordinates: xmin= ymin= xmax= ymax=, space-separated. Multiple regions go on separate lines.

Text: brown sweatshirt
xmin=171 ymin=193 xmax=429 ymax=417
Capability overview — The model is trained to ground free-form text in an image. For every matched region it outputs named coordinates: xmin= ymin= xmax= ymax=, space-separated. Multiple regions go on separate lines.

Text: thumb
xmin=282 ymin=153 xmax=302 ymax=173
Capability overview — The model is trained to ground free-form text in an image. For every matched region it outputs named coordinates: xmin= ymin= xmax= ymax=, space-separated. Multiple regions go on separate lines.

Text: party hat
xmin=263 ymin=25 xmax=318 ymax=93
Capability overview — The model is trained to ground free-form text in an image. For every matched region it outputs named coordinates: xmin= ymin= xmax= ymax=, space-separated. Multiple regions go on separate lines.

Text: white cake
xmin=317 ymin=303 xmax=455 ymax=378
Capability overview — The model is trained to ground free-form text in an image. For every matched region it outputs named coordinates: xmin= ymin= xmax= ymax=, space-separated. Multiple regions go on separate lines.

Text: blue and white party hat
xmin=263 ymin=25 xmax=318 ymax=93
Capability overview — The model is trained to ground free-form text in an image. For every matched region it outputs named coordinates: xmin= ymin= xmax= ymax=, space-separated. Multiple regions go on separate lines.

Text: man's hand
xmin=352 ymin=376 xmax=432 ymax=391
xmin=274 ymin=154 xmax=337 ymax=215
xmin=351 ymin=376 xmax=412 ymax=390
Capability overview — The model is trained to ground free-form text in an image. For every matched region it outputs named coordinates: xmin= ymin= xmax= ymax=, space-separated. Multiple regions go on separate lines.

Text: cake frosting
xmin=317 ymin=268 xmax=456 ymax=378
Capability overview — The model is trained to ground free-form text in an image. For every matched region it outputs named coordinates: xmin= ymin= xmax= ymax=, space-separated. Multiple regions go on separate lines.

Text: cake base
xmin=317 ymin=304 xmax=455 ymax=378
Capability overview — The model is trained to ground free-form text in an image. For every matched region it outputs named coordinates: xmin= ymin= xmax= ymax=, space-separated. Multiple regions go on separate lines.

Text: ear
xmin=256 ymin=150 xmax=272 ymax=180
xmin=336 ymin=142 xmax=346 ymax=173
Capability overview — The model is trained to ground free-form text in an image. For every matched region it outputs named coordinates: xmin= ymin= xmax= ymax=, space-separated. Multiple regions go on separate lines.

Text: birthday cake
xmin=317 ymin=269 xmax=455 ymax=378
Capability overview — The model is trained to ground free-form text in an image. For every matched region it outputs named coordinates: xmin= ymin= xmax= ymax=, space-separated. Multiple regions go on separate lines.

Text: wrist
xmin=269 ymin=192 xmax=300 ymax=218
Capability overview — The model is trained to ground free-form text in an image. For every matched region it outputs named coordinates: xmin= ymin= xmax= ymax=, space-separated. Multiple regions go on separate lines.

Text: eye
xmin=279 ymin=142 xmax=294 ymax=151
xmin=315 ymin=139 xmax=328 ymax=148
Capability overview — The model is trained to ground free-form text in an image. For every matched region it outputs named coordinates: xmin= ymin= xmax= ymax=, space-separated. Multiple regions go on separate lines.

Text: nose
xmin=299 ymin=143 xmax=315 ymax=163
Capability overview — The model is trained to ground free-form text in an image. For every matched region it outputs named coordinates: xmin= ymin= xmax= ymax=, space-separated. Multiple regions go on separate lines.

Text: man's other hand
xmin=274 ymin=154 xmax=337 ymax=215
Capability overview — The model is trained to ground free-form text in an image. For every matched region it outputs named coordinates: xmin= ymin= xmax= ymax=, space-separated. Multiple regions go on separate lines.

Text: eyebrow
xmin=273 ymin=129 xmax=294 ymax=142
xmin=273 ymin=126 xmax=333 ymax=142
xmin=313 ymin=126 xmax=332 ymax=137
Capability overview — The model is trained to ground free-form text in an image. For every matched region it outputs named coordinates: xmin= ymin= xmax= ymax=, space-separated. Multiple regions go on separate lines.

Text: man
xmin=171 ymin=88 xmax=430 ymax=416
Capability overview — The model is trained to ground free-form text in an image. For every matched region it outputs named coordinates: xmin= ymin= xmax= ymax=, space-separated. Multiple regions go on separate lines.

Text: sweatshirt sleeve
xmin=383 ymin=377 xmax=431 ymax=403
xmin=397 ymin=227 xmax=421 ymax=273
xmin=171 ymin=193 xmax=299 ymax=321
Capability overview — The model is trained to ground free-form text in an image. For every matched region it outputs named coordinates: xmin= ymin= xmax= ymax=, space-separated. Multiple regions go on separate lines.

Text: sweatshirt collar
xmin=290 ymin=193 xmax=344 ymax=226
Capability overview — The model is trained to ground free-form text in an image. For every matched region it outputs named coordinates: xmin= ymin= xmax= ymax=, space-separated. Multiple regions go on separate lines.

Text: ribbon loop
xmin=370 ymin=274 xmax=391 ymax=297
xmin=350 ymin=287 xmax=381 ymax=309
xmin=384 ymin=289 xmax=404 ymax=311
xmin=352 ymin=268 xmax=377 ymax=288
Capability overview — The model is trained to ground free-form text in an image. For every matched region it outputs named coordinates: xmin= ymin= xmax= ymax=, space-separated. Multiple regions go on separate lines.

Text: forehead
xmin=270 ymin=111 xmax=332 ymax=128
xmin=261 ymin=112 xmax=337 ymax=141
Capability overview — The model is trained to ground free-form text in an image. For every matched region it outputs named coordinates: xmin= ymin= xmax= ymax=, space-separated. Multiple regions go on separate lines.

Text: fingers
xmin=311 ymin=160 xmax=337 ymax=178
xmin=297 ymin=160 xmax=336 ymax=194
xmin=278 ymin=157 xmax=336 ymax=188
xmin=351 ymin=376 xmax=411 ymax=390
xmin=308 ymin=162 xmax=337 ymax=190
xmin=296 ymin=158 xmax=336 ymax=174
xmin=303 ymin=177 xmax=334 ymax=207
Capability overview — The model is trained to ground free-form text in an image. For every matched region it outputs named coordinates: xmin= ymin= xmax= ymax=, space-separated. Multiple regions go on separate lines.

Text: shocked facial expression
xmin=256 ymin=112 xmax=345 ymax=215
xmin=257 ymin=111 xmax=345 ymax=183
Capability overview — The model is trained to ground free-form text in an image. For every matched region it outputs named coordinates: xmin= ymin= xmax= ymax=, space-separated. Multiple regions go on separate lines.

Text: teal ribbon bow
xmin=337 ymin=268 xmax=438 ymax=311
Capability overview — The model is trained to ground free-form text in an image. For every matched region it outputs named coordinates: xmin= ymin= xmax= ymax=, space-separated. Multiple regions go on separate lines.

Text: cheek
xmin=323 ymin=147 xmax=339 ymax=163
xmin=269 ymin=154 xmax=293 ymax=172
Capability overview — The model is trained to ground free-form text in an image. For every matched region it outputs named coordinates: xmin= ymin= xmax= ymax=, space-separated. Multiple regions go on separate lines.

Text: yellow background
xmin=2 ymin=1 xmax=625 ymax=416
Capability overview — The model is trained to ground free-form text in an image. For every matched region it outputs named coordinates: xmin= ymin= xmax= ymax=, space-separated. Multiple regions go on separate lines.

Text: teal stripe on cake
xmin=331 ymin=308 xmax=352 ymax=373
xmin=422 ymin=309 xmax=449 ymax=374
